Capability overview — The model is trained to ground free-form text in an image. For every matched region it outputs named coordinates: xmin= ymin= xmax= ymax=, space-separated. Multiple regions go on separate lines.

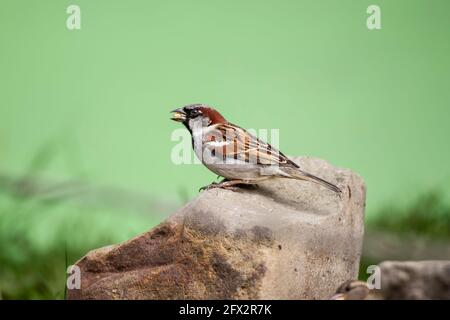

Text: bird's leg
xmin=199 ymin=179 xmax=257 ymax=192
xmin=199 ymin=178 xmax=230 ymax=191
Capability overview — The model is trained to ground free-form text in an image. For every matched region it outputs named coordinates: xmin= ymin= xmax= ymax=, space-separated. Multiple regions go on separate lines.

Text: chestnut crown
xmin=170 ymin=104 xmax=227 ymax=125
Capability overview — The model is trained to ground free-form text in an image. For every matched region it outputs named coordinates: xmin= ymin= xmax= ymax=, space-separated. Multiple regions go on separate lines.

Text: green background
xmin=0 ymin=0 xmax=449 ymax=298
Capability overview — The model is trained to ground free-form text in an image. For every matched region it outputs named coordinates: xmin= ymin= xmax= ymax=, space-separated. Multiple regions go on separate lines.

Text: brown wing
xmin=206 ymin=123 xmax=299 ymax=167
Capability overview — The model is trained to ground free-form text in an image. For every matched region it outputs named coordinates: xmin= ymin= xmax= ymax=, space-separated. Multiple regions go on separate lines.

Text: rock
xmin=67 ymin=157 xmax=366 ymax=300
xmin=378 ymin=261 xmax=450 ymax=299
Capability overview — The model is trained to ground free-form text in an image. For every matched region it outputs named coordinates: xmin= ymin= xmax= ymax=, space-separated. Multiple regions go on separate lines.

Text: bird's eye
xmin=190 ymin=110 xmax=201 ymax=118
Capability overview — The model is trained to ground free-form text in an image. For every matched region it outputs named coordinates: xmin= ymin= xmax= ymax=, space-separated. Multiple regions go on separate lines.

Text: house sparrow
xmin=170 ymin=104 xmax=341 ymax=193
xmin=330 ymin=280 xmax=370 ymax=300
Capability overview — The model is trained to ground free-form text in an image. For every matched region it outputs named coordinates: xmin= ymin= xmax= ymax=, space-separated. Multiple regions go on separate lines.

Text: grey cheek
xmin=188 ymin=118 xmax=203 ymax=131
xmin=202 ymin=117 xmax=211 ymax=126
xmin=188 ymin=118 xmax=197 ymax=128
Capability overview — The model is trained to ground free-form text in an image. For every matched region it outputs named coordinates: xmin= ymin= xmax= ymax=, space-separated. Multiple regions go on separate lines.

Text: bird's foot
xmin=199 ymin=180 xmax=246 ymax=192
xmin=199 ymin=182 xmax=220 ymax=192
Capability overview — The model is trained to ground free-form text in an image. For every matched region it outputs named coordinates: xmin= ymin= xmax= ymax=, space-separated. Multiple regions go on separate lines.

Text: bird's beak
xmin=170 ymin=108 xmax=186 ymax=122
xmin=330 ymin=293 xmax=347 ymax=300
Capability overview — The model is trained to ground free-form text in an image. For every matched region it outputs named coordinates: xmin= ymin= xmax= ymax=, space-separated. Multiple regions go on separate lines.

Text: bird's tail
xmin=284 ymin=168 xmax=341 ymax=193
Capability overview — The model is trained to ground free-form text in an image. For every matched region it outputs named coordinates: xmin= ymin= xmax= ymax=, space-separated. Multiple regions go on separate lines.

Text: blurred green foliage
xmin=370 ymin=191 xmax=450 ymax=240
xmin=0 ymin=193 xmax=157 ymax=299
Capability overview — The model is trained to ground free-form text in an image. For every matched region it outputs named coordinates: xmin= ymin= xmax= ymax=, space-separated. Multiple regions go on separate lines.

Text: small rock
xmin=378 ymin=260 xmax=450 ymax=299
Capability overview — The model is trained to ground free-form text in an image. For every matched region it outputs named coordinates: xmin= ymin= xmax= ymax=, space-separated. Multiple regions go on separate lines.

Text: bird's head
xmin=330 ymin=280 xmax=370 ymax=300
xmin=170 ymin=104 xmax=227 ymax=131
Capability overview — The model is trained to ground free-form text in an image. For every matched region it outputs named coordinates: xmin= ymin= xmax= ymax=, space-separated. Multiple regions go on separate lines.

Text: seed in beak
xmin=170 ymin=108 xmax=186 ymax=122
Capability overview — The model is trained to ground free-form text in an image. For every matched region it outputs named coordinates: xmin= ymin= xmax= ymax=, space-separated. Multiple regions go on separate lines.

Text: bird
xmin=330 ymin=280 xmax=370 ymax=300
xmin=170 ymin=104 xmax=341 ymax=193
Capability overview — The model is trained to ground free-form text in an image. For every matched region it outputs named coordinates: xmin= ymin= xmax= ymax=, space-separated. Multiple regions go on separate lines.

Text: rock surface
xmin=67 ymin=157 xmax=366 ymax=300
xmin=377 ymin=260 xmax=450 ymax=299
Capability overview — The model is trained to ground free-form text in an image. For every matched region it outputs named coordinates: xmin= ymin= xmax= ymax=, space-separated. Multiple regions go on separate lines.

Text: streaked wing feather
xmin=207 ymin=123 xmax=296 ymax=167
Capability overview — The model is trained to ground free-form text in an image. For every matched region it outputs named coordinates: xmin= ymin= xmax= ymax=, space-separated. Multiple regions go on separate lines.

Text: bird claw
xmin=199 ymin=182 xmax=219 ymax=192
xmin=221 ymin=185 xmax=241 ymax=192
xmin=199 ymin=182 xmax=241 ymax=192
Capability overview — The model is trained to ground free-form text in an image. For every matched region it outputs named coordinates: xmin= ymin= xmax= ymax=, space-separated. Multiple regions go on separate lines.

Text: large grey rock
xmin=67 ymin=157 xmax=366 ymax=300
xmin=378 ymin=260 xmax=450 ymax=299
